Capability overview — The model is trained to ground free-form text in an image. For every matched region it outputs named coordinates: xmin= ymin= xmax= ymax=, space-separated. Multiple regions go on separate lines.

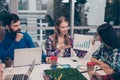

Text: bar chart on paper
xmin=75 ymin=39 xmax=91 ymax=49
xmin=73 ymin=34 xmax=93 ymax=51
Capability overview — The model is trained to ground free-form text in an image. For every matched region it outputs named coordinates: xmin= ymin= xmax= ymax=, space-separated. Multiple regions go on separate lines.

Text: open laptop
xmin=4 ymin=60 xmax=35 ymax=80
xmin=14 ymin=47 xmax=42 ymax=67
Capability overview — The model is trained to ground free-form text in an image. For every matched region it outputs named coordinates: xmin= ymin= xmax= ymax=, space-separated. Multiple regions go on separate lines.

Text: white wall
xmin=85 ymin=0 xmax=106 ymax=25
xmin=29 ymin=0 xmax=36 ymax=11
xmin=47 ymin=0 xmax=54 ymax=18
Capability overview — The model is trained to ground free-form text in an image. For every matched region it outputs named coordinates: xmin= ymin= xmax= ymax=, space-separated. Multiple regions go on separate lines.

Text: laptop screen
xmin=14 ymin=47 xmax=42 ymax=67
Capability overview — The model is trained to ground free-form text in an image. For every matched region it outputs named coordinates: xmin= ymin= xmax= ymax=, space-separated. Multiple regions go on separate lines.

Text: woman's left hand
xmin=100 ymin=62 xmax=110 ymax=69
xmin=100 ymin=62 xmax=114 ymax=75
xmin=103 ymin=67 xmax=114 ymax=75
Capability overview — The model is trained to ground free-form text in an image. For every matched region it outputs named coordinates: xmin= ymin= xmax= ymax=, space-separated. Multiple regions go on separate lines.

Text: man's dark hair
xmin=3 ymin=13 xmax=20 ymax=27
xmin=97 ymin=23 xmax=120 ymax=48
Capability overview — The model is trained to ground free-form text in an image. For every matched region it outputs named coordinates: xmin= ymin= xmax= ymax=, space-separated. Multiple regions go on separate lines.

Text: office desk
xmin=3 ymin=57 xmax=106 ymax=80
xmin=57 ymin=57 xmax=106 ymax=80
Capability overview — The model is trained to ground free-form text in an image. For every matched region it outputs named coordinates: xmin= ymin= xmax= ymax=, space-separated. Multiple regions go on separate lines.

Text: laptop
xmin=4 ymin=60 xmax=35 ymax=80
xmin=14 ymin=47 xmax=42 ymax=67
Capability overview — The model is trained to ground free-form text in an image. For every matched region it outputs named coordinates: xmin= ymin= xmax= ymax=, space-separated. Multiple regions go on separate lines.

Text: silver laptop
xmin=4 ymin=60 xmax=35 ymax=80
xmin=14 ymin=47 xmax=42 ymax=67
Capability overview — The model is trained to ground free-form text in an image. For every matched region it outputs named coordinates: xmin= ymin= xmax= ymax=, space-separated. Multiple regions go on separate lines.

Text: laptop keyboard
xmin=4 ymin=74 xmax=28 ymax=80
xmin=13 ymin=74 xmax=28 ymax=80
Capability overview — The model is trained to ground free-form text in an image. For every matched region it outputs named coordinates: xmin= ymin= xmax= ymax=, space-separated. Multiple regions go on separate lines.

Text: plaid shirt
xmin=92 ymin=44 xmax=120 ymax=72
xmin=101 ymin=72 xmax=120 ymax=80
xmin=46 ymin=36 xmax=87 ymax=57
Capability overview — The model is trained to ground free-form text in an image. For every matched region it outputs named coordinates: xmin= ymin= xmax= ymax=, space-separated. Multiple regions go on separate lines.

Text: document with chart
xmin=73 ymin=34 xmax=93 ymax=51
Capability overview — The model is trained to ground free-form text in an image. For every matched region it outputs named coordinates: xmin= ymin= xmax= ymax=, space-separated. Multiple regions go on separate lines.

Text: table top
xmin=3 ymin=57 xmax=106 ymax=80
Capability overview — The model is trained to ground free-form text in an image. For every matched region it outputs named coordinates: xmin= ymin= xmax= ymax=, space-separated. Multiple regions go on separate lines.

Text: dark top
xmin=0 ymin=30 xmax=35 ymax=62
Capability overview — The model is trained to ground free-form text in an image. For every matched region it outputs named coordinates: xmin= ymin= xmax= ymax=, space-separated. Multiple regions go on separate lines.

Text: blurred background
xmin=0 ymin=0 xmax=120 ymax=42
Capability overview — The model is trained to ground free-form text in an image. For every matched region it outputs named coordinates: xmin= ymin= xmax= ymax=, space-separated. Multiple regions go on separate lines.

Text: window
xmin=36 ymin=0 xmax=42 ymax=10
xmin=36 ymin=0 xmax=47 ymax=10
xmin=37 ymin=19 xmax=48 ymax=26
xmin=20 ymin=19 xmax=27 ymax=26
xmin=37 ymin=19 xmax=40 ymax=23
xmin=42 ymin=19 xmax=47 ymax=23
xmin=18 ymin=0 xmax=29 ymax=10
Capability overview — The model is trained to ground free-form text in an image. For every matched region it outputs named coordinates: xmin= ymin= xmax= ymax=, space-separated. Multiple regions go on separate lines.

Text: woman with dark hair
xmin=46 ymin=16 xmax=87 ymax=57
xmin=89 ymin=23 xmax=120 ymax=80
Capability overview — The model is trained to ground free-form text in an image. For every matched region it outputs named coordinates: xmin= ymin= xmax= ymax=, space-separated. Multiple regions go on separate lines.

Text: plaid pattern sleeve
xmin=111 ymin=49 xmax=120 ymax=72
xmin=92 ymin=44 xmax=103 ymax=59
xmin=92 ymin=44 xmax=120 ymax=72
xmin=46 ymin=36 xmax=60 ymax=57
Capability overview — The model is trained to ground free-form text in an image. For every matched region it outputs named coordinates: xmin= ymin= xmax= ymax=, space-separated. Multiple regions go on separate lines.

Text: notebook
xmin=14 ymin=47 xmax=42 ymax=67
xmin=4 ymin=60 xmax=35 ymax=80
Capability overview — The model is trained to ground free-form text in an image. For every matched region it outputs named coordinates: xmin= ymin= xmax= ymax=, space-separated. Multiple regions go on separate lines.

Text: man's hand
xmin=15 ymin=33 xmax=23 ymax=42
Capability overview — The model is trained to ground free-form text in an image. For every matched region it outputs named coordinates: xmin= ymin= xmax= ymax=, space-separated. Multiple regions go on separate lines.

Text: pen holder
xmin=50 ymin=56 xmax=58 ymax=66
xmin=86 ymin=62 xmax=95 ymax=72
xmin=4 ymin=58 xmax=13 ymax=67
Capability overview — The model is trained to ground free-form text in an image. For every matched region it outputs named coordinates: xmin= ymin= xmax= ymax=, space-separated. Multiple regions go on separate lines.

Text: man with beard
xmin=0 ymin=13 xmax=35 ymax=63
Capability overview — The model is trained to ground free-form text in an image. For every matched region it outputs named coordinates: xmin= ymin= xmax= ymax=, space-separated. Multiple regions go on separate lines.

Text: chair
xmin=34 ymin=41 xmax=46 ymax=62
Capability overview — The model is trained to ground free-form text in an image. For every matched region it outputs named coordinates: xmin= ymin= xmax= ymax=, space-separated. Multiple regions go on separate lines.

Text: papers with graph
xmin=73 ymin=34 xmax=93 ymax=51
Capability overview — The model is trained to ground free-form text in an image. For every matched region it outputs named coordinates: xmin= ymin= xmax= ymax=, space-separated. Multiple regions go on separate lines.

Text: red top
xmin=87 ymin=62 xmax=95 ymax=66
xmin=50 ymin=56 xmax=58 ymax=60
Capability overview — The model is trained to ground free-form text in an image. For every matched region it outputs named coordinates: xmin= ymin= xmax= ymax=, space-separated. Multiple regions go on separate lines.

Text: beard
xmin=9 ymin=28 xmax=21 ymax=38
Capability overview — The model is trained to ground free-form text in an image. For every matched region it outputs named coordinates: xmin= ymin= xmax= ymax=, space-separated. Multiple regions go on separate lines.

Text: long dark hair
xmin=97 ymin=23 xmax=120 ymax=48
xmin=52 ymin=16 xmax=70 ymax=49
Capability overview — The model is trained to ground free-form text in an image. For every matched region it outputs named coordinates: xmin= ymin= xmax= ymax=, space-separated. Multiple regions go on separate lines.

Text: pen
xmin=57 ymin=73 xmax=62 ymax=80
xmin=90 ymin=67 xmax=97 ymax=79
xmin=94 ymin=67 xmax=97 ymax=74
